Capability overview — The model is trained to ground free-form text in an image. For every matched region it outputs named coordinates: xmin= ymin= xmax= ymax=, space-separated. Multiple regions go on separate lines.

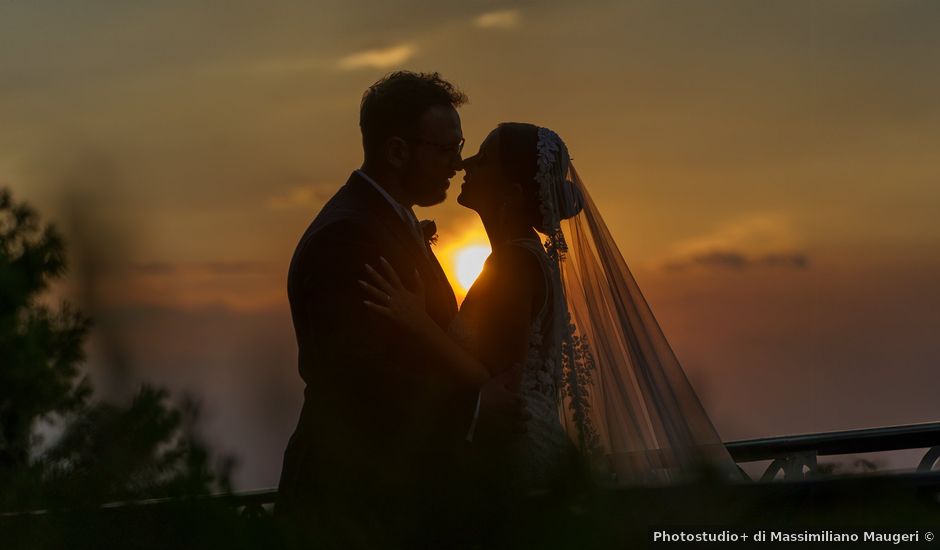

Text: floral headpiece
xmin=535 ymin=127 xmax=583 ymax=261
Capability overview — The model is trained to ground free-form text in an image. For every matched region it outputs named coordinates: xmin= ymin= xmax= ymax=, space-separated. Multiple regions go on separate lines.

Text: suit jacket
xmin=276 ymin=172 xmax=475 ymax=523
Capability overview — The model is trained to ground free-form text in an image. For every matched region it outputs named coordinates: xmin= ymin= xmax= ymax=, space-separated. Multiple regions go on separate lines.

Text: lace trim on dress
xmin=511 ymin=238 xmax=603 ymax=459
xmin=506 ymin=238 xmax=556 ymax=399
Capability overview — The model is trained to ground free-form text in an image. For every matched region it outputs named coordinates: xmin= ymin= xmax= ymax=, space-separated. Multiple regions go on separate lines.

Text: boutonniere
xmin=419 ymin=219 xmax=438 ymax=246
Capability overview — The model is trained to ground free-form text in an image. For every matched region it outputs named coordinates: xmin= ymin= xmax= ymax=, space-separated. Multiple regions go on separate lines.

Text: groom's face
xmin=401 ymin=105 xmax=463 ymax=207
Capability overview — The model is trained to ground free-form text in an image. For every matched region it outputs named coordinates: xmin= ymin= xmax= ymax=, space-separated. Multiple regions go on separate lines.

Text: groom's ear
xmin=385 ymin=136 xmax=410 ymax=169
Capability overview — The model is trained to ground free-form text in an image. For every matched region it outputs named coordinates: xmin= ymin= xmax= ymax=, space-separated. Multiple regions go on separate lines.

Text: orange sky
xmin=3 ymin=1 xmax=939 ymax=488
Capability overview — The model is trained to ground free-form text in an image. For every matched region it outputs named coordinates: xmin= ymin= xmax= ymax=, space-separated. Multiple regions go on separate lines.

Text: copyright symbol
xmin=926 ymin=531 xmax=934 ymax=542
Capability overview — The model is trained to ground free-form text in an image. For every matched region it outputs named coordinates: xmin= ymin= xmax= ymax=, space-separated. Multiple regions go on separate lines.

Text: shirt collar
xmin=355 ymin=169 xmax=418 ymax=225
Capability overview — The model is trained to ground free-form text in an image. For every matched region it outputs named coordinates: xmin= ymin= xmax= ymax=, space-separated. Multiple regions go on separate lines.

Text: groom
xmin=276 ymin=72 xmax=524 ymax=548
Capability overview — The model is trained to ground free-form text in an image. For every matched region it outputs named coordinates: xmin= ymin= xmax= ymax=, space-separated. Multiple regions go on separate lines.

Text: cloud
xmin=337 ymin=44 xmax=416 ymax=71
xmin=123 ymin=261 xmax=282 ymax=311
xmin=672 ymin=250 xmax=748 ymax=271
xmin=132 ymin=261 xmax=177 ymax=275
xmin=663 ymin=213 xmax=810 ymax=271
xmin=248 ymin=56 xmax=324 ymax=75
xmin=759 ymin=252 xmax=809 ymax=269
xmin=474 ymin=9 xmax=521 ymax=30
xmin=664 ymin=250 xmax=810 ymax=271
xmin=672 ymin=213 xmax=800 ymax=257
xmin=132 ymin=261 xmax=271 ymax=276
xmin=264 ymin=185 xmax=330 ymax=210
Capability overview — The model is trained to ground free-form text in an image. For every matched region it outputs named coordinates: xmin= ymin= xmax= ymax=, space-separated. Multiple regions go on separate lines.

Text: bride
xmin=361 ymin=123 xmax=740 ymax=502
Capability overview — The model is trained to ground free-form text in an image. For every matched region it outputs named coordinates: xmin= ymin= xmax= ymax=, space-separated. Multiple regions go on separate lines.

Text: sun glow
xmin=454 ymin=245 xmax=491 ymax=292
xmin=430 ymin=219 xmax=492 ymax=301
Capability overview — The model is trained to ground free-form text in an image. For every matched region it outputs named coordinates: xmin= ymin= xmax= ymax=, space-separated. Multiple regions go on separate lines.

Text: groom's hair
xmin=359 ymin=71 xmax=467 ymax=159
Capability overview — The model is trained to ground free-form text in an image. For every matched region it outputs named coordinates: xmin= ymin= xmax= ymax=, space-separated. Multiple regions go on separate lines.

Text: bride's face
xmin=457 ymin=129 xmax=505 ymax=213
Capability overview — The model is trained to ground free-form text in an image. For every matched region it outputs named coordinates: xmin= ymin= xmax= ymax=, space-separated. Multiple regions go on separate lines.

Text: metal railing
xmin=4 ymin=421 xmax=939 ymax=517
xmin=220 ymin=420 xmax=940 ymax=510
xmin=725 ymin=420 xmax=940 ymax=481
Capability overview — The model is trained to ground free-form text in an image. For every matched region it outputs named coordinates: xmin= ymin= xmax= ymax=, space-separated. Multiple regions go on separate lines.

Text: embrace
xmin=275 ymin=71 xmax=740 ymax=548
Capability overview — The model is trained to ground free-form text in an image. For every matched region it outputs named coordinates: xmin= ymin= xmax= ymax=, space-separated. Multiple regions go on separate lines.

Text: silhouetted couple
xmin=276 ymin=71 xmax=740 ymax=549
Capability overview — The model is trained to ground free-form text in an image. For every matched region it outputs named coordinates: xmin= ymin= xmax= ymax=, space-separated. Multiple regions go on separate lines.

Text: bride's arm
xmin=361 ymin=249 xmax=539 ymax=391
xmin=360 ymin=257 xmax=491 ymax=387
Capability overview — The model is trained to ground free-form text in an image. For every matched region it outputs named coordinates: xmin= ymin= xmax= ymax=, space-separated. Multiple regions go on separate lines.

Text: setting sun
xmin=454 ymin=245 xmax=491 ymax=292
xmin=430 ymin=220 xmax=492 ymax=300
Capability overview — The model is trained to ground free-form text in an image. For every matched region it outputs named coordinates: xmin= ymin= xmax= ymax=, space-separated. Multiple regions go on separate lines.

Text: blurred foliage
xmin=0 ymin=188 xmax=231 ymax=515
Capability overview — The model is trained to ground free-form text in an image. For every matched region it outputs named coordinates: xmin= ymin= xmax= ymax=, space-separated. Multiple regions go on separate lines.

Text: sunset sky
xmin=3 ymin=1 xmax=938 ymax=488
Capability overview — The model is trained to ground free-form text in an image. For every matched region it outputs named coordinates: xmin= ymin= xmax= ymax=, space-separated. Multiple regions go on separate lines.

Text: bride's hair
xmin=496 ymin=122 xmax=583 ymax=235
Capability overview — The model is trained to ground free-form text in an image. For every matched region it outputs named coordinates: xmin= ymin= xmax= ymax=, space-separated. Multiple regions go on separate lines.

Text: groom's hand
xmin=474 ymin=365 xmax=530 ymax=444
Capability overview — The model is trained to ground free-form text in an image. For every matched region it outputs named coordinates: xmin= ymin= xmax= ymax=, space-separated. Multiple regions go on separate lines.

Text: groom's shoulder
xmin=293 ymin=191 xmax=378 ymax=257
xmin=312 ymin=174 xmax=378 ymax=226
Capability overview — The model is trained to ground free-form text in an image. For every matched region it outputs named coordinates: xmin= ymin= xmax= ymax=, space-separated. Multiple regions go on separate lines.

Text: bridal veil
xmin=533 ymin=127 xmax=742 ymax=485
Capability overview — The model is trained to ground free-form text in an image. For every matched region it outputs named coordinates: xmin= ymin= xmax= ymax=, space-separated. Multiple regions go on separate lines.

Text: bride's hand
xmin=360 ymin=257 xmax=433 ymax=335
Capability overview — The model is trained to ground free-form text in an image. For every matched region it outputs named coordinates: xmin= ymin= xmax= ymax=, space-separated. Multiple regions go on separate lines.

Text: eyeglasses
xmin=405 ymin=136 xmax=465 ymax=157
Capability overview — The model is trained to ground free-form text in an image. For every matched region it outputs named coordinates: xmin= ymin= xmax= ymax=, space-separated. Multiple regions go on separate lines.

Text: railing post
xmin=761 ymin=452 xmax=818 ymax=481
xmin=240 ymin=501 xmax=267 ymax=519
xmin=917 ymin=446 xmax=940 ymax=472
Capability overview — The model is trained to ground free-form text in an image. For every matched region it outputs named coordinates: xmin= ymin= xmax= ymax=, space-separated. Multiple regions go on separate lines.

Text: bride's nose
xmin=458 ymin=154 xmax=476 ymax=171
